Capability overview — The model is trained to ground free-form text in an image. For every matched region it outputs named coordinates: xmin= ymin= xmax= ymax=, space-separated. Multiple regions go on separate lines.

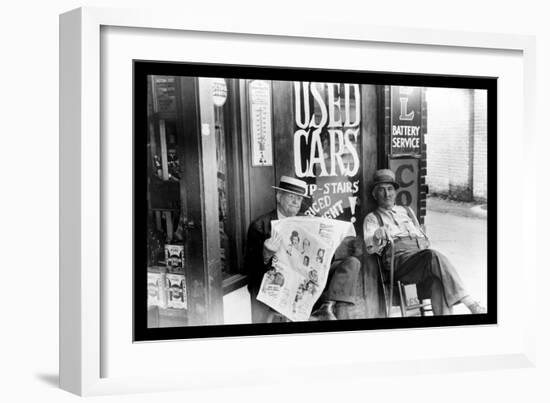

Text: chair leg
xmin=397 ymin=281 xmax=406 ymax=317
xmin=420 ymin=299 xmax=433 ymax=316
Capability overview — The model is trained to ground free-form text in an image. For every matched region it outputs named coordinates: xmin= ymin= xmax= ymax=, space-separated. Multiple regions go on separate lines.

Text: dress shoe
xmin=310 ymin=301 xmax=337 ymax=321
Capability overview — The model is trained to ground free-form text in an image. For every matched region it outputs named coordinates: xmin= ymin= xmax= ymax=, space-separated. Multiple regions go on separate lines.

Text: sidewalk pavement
xmin=425 ymin=197 xmax=488 ymax=314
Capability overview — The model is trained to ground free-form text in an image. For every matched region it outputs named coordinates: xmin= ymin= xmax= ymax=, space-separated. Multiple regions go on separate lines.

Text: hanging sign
xmin=391 ymin=86 xmax=422 ymax=156
xmin=389 ymin=157 xmax=419 ymax=217
xmin=152 ymin=76 xmax=176 ymax=114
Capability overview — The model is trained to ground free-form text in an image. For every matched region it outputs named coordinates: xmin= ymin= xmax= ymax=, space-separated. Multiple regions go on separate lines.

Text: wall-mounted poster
xmin=292 ymin=82 xmax=362 ymax=225
xmin=389 ymin=158 xmax=420 ymax=217
xmin=391 ymin=86 xmax=422 ymax=156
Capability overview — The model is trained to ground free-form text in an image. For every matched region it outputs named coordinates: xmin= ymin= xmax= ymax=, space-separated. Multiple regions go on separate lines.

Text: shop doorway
xmin=146 ymin=76 xmax=248 ymax=327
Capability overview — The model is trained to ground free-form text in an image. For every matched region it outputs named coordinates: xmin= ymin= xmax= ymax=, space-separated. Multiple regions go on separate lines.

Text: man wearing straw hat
xmin=245 ymin=175 xmax=361 ymax=323
xmin=363 ymin=169 xmax=486 ymax=316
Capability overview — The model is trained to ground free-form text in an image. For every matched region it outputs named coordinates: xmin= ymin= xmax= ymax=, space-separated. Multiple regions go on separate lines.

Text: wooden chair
xmin=396 ymin=280 xmax=432 ymax=317
xmin=377 ymin=255 xmax=432 ymax=317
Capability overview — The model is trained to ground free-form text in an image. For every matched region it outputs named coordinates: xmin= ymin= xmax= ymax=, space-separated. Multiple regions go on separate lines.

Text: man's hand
xmin=373 ymin=227 xmax=390 ymax=246
xmin=263 ymin=231 xmax=281 ymax=264
xmin=264 ymin=230 xmax=282 ymax=253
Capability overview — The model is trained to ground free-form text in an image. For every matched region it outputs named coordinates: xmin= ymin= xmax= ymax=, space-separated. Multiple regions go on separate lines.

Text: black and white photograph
xmin=134 ymin=62 xmax=496 ymax=341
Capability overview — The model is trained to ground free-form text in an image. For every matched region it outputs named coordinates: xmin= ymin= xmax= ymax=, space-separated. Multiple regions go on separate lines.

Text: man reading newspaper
xmin=245 ymin=176 xmax=361 ymax=323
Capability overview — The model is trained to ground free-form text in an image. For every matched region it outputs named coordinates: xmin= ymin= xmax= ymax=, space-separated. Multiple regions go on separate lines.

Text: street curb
xmin=470 ymin=205 xmax=487 ymax=218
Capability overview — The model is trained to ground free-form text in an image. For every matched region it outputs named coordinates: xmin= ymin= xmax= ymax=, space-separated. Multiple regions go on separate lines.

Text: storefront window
xmin=290 ymin=82 xmax=363 ymax=226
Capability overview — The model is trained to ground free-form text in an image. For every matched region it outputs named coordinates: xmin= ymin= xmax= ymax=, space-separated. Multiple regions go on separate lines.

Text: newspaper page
xmin=256 ymin=216 xmax=356 ymax=321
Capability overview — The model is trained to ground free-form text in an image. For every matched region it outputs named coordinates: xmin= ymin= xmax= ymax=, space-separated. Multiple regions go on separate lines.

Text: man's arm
xmin=405 ymin=206 xmax=421 ymax=229
xmin=263 ymin=230 xmax=281 ymax=263
xmin=363 ymin=213 xmax=387 ymax=255
xmin=244 ymin=221 xmax=271 ymax=291
xmin=403 ymin=206 xmax=430 ymax=245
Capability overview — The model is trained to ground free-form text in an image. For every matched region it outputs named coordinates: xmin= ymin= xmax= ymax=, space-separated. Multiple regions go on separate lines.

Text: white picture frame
xmin=59 ymin=6 xmax=537 ymax=396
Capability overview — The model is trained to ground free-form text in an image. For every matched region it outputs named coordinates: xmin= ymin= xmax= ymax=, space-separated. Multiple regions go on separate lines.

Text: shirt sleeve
xmin=363 ymin=213 xmax=386 ymax=255
xmin=405 ymin=206 xmax=421 ymax=229
xmin=403 ymin=206 xmax=430 ymax=245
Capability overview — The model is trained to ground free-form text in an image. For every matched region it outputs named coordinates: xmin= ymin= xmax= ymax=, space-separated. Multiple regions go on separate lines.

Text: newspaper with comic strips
xmin=256 ymin=216 xmax=355 ymax=321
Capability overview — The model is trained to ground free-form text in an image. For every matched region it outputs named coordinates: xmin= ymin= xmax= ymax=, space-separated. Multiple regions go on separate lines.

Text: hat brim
xmin=372 ymin=180 xmax=400 ymax=190
xmin=272 ymin=186 xmax=311 ymax=198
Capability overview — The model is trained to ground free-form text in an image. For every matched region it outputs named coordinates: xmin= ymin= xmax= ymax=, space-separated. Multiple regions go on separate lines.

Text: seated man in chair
xmin=363 ymin=169 xmax=486 ymax=316
xmin=245 ymin=175 xmax=361 ymax=323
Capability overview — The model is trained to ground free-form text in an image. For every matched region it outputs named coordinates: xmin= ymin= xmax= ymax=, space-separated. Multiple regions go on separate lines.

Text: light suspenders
xmin=404 ymin=206 xmax=415 ymax=222
xmin=373 ymin=210 xmax=384 ymax=228
xmin=404 ymin=206 xmax=429 ymax=241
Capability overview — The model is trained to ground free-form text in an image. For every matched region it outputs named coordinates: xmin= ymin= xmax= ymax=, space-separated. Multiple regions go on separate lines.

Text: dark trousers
xmin=388 ymin=238 xmax=467 ymax=311
xmin=319 ymin=256 xmax=361 ymax=304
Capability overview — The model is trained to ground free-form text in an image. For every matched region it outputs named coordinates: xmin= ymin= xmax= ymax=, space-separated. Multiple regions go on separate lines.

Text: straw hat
xmin=272 ymin=176 xmax=310 ymax=198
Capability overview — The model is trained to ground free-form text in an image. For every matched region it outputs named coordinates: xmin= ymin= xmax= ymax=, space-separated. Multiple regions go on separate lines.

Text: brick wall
xmin=420 ymin=88 xmax=427 ymax=222
xmin=473 ymin=90 xmax=488 ymax=201
xmin=425 ymin=88 xmax=487 ymax=201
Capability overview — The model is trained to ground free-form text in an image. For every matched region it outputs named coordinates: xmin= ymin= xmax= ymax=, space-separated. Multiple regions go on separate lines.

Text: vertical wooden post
xmin=197 ymin=78 xmax=224 ymax=325
xmin=272 ymin=80 xmax=295 ymax=181
xmin=174 ymin=77 xmax=223 ymax=326
xmin=360 ymin=85 xmax=380 ymax=216
xmin=359 ymin=84 xmax=385 ymax=319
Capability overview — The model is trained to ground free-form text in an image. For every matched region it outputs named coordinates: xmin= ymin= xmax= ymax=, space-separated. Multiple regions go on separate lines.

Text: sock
xmin=461 ymin=295 xmax=475 ymax=307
